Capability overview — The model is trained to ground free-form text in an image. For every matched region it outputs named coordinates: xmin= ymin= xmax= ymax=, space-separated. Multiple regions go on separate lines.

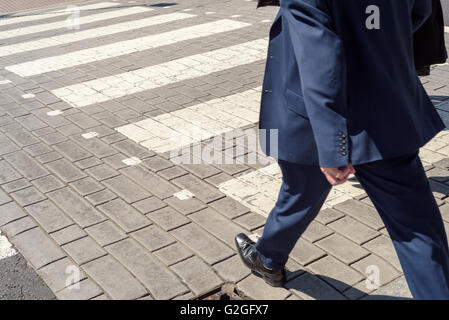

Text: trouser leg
xmin=254 ymin=160 xmax=332 ymax=270
xmin=354 ymin=151 xmax=449 ymax=299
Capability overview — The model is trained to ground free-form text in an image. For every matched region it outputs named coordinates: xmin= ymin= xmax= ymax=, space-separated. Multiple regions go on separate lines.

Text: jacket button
xmin=269 ymin=55 xmax=275 ymax=59
xmin=263 ymin=89 xmax=272 ymax=93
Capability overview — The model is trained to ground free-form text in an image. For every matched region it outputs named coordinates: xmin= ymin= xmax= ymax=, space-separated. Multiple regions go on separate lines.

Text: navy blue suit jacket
xmin=259 ymin=0 xmax=446 ymax=167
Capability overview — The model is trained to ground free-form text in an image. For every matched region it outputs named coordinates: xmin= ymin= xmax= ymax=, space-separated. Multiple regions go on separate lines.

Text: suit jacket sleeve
xmin=284 ymin=0 xmax=349 ymax=167
xmin=411 ymin=0 xmax=432 ymax=32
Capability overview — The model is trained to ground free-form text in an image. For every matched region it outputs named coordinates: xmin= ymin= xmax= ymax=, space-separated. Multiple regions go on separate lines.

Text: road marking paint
xmin=0 ymin=5 xmax=153 ymax=41
xmin=122 ymin=157 xmax=142 ymax=166
xmin=0 ymin=231 xmax=17 ymax=260
xmin=51 ymin=38 xmax=267 ymax=108
xmin=115 ymin=87 xmax=261 ymax=153
xmin=174 ymin=189 xmax=195 ymax=200
xmin=6 ymin=19 xmax=249 ymax=76
xmin=0 ymin=2 xmax=117 ymax=27
xmin=0 ymin=12 xmax=195 ymax=58
xmin=81 ymin=132 xmax=98 ymax=139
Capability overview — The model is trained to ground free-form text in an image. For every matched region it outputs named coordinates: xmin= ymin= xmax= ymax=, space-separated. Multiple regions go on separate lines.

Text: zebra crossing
xmin=0 ymin=0 xmax=369 ymax=226
xmin=5 ymin=0 xmax=447 ymax=300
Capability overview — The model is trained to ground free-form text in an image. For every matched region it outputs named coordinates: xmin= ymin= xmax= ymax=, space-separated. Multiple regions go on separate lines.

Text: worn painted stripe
xmin=0 ymin=5 xmax=153 ymax=40
xmin=116 ymin=87 xmax=261 ymax=152
xmin=0 ymin=12 xmax=196 ymax=58
xmin=6 ymin=19 xmax=250 ymax=76
xmin=0 ymin=231 xmax=17 ymax=260
xmin=445 ymin=26 xmax=449 ymax=33
xmin=51 ymin=38 xmax=268 ymax=108
xmin=218 ymin=164 xmax=363 ymax=217
xmin=0 ymin=2 xmax=117 ymax=27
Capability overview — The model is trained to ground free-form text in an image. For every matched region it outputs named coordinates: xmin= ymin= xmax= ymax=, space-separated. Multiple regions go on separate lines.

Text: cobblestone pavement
xmin=0 ymin=0 xmax=91 ymax=15
xmin=0 ymin=0 xmax=449 ymax=300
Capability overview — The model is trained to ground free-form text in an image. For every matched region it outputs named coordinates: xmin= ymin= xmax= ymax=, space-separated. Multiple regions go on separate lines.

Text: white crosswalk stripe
xmin=0 ymin=2 xmax=117 ymax=27
xmin=0 ymin=12 xmax=196 ymax=58
xmin=445 ymin=26 xmax=449 ymax=33
xmin=0 ymin=231 xmax=17 ymax=260
xmin=5 ymin=19 xmax=250 ymax=76
xmin=116 ymin=87 xmax=261 ymax=152
xmin=0 ymin=5 xmax=153 ymax=40
xmin=218 ymin=164 xmax=363 ymax=217
xmin=51 ymin=38 xmax=268 ymax=108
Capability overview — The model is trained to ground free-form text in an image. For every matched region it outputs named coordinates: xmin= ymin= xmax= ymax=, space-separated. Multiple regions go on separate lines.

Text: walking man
xmin=235 ymin=0 xmax=449 ymax=299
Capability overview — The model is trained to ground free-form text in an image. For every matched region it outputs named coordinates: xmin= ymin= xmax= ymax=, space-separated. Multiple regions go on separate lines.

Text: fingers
xmin=321 ymin=164 xmax=356 ymax=186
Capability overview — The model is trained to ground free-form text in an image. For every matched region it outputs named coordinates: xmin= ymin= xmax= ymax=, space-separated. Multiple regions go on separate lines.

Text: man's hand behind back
xmin=320 ymin=164 xmax=356 ymax=186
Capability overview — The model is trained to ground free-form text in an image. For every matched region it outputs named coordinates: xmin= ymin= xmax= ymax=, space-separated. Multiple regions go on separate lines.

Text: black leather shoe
xmin=235 ymin=233 xmax=286 ymax=287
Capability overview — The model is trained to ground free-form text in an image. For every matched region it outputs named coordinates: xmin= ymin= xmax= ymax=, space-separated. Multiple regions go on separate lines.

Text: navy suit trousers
xmin=254 ymin=151 xmax=449 ymax=299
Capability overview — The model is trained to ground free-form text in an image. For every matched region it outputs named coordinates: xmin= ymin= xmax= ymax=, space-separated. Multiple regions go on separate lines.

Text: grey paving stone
xmin=334 ymin=200 xmax=384 ymax=230
xmin=121 ymin=165 xmax=180 ymax=199
xmin=209 ymin=196 xmax=250 ymax=219
xmin=0 ymin=189 xmax=11 ymax=205
xmin=429 ymin=180 xmax=449 ymax=199
xmin=286 ymin=273 xmax=347 ymax=300
xmin=0 ymin=132 xmax=19 ymax=155
xmin=158 ymin=166 xmax=188 ymax=180
xmin=142 ymin=156 xmax=174 ymax=172
xmin=351 ymin=254 xmax=401 ymax=287
xmin=440 ymin=203 xmax=449 ymax=222
xmin=54 ymin=140 xmax=92 ymax=162
xmin=0 ymin=160 xmax=22 ymax=184
xmin=170 ymin=256 xmax=223 ymax=296
xmin=0 ymin=202 xmax=27 ymax=227
xmin=91 ymin=294 xmax=110 ymax=300
xmin=106 ymin=238 xmax=188 ymax=300
xmin=363 ymin=276 xmax=412 ymax=300
xmin=131 ymin=225 xmax=176 ymax=251
xmin=163 ymin=196 xmax=207 ymax=215
xmin=233 ymin=212 xmax=267 ymax=232
xmin=86 ymin=189 xmax=117 ymax=206
xmin=189 ymin=208 xmax=247 ymax=247
xmin=69 ymin=177 xmax=104 ymax=196
xmin=71 ymin=136 xmax=118 ymax=159
xmin=50 ymin=224 xmax=87 ymax=246
xmin=56 ymin=278 xmax=103 ymax=300
xmin=12 ymin=227 xmax=66 ymax=269
xmin=45 ymin=158 xmax=87 ymax=183
xmin=170 ymin=223 xmax=234 ymax=265
xmin=153 ymin=243 xmax=194 ymax=266
xmin=0 ymin=216 xmax=36 ymax=237
xmin=112 ymin=140 xmax=155 ymax=159
xmin=102 ymin=153 xmax=129 ymax=170
xmin=213 ymin=254 xmax=251 ymax=283
xmin=315 ymin=208 xmax=346 ymax=225
xmin=63 ymin=236 xmax=107 ymax=265
xmin=300 ymin=221 xmax=334 ymax=243
xmin=147 ymin=206 xmax=191 ymax=231
xmin=5 ymin=128 xmax=40 ymax=147
xmin=66 ymin=113 xmax=100 ymax=129
xmin=37 ymin=257 xmax=86 ymax=293
xmin=315 ymin=234 xmax=370 ymax=265
xmin=85 ymin=220 xmax=127 ymax=247
xmin=362 ymin=235 xmax=402 ymax=271
xmin=47 ymin=188 xmax=106 ymax=228
xmin=307 ymin=255 xmax=365 ymax=292
xmin=25 ymin=199 xmax=73 ymax=233
xmin=172 ymin=174 xmax=225 ymax=203
xmin=4 ymin=151 xmax=49 ymax=180
xmin=1 ymin=178 xmax=31 ymax=193
xmin=75 ymin=157 xmax=103 ymax=170
xmin=82 ymin=255 xmax=147 ymax=300
xmin=16 ymin=114 xmax=47 ymax=131
xmin=10 ymin=187 xmax=46 ymax=207
xmin=328 ymin=216 xmax=380 ymax=245
xmin=181 ymin=163 xmax=222 ymax=179
xmin=103 ymin=174 xmax=152 ymax=203
xmin=97 ymin=199 xmax=151 ymax=233
xmin=85 ymin=164 xmax=119 ymax=181
xmin=342 ymin=280 xmax=374 ymax=300
xmin=31 ymin=175 xmax=65 ymax=193
xmin=237 ymin=274 xmax=291 ymax=300
xmin=35 ymin=151 xmax=63 ymax=164
xmin=23 ymin=143 xmax=53 ymax=158
xmin=40 ymin=132 xmax=68 ymax=145
xmin=133 ymin=196 xmax=167 ymax=214
xmin=290 ymin=238 xmax=326 ymax=266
